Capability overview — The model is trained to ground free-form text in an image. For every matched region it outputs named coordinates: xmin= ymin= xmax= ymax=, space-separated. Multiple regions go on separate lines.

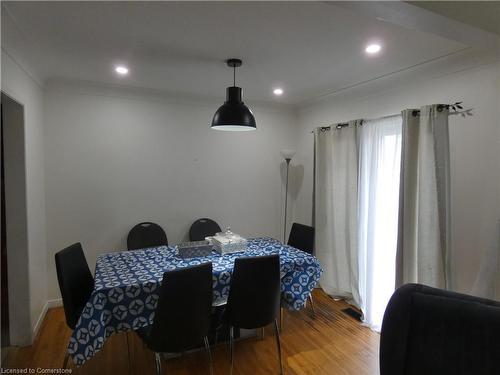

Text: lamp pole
xmin=283 ymin=157 xmax=291 ymax=243
xmin=281 ymin=149 xmax=295 ymax=243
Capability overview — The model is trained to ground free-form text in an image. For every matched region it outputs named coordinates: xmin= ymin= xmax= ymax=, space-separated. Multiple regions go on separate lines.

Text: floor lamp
xmin=281 ymin=149 xmax=295 ymax=243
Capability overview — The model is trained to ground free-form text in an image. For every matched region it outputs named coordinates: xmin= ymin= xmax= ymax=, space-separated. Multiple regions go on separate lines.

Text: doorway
xmin=1 ymin=92 xmax=32 ymax=348
xmin=1 ymin=93 xmax=9 ymax=350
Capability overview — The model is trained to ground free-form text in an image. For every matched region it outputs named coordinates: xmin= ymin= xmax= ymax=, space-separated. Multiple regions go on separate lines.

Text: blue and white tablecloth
xmin=68 ymin=237 xmax=322 ymax=366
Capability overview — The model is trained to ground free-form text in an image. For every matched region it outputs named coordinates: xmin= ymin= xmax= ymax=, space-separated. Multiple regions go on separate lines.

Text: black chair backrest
xmin=287 ymin=223 xmax=314 ymax=255
xmin=55 ymin=243 xmax=94 ymax=330
xmin=127 ymin=222 xmax=168 ymax=250
xmin=189 ymin=218 xmax=222 ymax=241
xmin=380 ymin=283 xmax=500 ymax=375
xmin=227 ymin=255 xmax=281 ymax=329
xmin=147 ymin=262 xmax=213 ymax=353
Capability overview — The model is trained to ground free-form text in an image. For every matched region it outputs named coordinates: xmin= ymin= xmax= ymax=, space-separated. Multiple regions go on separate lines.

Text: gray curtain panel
xmin=314 ymin=120 xmax=362 ymax=306
xmin=396 ymin=105 xmax=451 ymax=289
xmin=471 ymin=220 xmax=500 ymax=299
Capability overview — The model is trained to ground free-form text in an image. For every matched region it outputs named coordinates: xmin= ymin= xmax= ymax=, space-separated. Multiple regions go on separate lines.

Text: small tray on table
xmin=177 ymin=240 xmax=214 ymax=259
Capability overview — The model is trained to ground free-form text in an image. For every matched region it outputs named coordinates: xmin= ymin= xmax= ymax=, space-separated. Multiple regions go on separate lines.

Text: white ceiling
xmin=1 ymin=1 xmax=498 ymax=106
xmin=409 ymin=1 xmax=500 ymax=36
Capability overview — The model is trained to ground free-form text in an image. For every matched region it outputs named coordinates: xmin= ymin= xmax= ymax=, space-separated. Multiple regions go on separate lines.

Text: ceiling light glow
xmin=115 ymin=66 xmax=129 ymax=75
xmin=365 ymin=44 xmax=381 ymax=54
xmin=273 ymin=88 xmax=284 ymax=96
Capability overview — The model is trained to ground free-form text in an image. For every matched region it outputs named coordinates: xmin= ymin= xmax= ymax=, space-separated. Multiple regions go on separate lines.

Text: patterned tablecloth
xmin=68 ymin=237 xmax=322 ymax=366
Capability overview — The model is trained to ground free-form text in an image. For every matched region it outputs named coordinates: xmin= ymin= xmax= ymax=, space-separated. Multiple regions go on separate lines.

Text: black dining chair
xmin=136 ymin=263 xmax=214 ymax=375
xmin=189 ymin=218 xmax=222 ymax=241
xmin=55 ymin=243 xmax=95 ymax=368
xmin=288 ymin=222 xmax=316 ymax=316
xmin=127 ymin=222 xmax=168 ymax=250
xmin=226 ymin=255 xmax=283 ymax=374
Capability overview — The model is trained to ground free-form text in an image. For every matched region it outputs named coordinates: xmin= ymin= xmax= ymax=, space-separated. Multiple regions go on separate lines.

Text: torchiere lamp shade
xmin=211 ymin=87 xmax=256 ymax=131
xmin=281 ymin=149 xmax=296 ymax=161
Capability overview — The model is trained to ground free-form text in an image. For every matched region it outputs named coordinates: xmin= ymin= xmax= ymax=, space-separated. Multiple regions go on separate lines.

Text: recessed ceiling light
xmin=115 ymin=65 xmax=129 ymax=75
xmin=273 ymin=88 xmax=284 ymax=96
xmin=365 ymin=44 xmax=381 ymax=54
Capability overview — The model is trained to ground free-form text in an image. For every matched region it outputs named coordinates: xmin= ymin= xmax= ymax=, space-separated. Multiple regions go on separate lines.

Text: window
xmin=358 ymin=116 xmax=402 ymax=331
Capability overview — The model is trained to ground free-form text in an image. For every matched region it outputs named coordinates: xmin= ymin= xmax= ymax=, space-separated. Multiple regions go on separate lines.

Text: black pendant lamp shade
xmin=211 ymin=59 xmax=256 ymax=131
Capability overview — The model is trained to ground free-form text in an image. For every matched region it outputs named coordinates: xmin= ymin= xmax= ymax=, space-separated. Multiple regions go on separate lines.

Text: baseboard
xmin=46 ymin=298 xmax=63 ymax=309
xmin=31 ymin=299 xmax=62 ymax=341
xmin=31 ymin=301 xmax=49 ymax=342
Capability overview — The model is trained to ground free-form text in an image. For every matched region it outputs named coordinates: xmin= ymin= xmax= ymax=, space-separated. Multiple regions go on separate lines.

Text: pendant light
xmin=211 ymin=58 xmax=256 ymax=131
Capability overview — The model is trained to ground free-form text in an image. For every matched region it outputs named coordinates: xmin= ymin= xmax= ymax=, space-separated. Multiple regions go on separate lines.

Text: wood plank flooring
xmin=2 ymin=289 xmax=379 ymax=374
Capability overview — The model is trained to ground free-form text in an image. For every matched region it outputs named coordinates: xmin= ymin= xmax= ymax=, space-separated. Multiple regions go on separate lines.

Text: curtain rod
xmin=309 ymin=102 xmax=471 ymax=133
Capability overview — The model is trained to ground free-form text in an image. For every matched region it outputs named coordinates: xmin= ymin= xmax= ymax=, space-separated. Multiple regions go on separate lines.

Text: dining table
xmin=67 ymin=237 xmax=323 ymax=366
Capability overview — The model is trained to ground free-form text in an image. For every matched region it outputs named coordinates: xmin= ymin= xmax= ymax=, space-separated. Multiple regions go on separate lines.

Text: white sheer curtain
xmin=397 ymin=106 xmax=451 ymax=289
xmin=358 ymin=115 xmax=402 ymax=331
xmin=315 ymin=121 xmax=361 ymax=306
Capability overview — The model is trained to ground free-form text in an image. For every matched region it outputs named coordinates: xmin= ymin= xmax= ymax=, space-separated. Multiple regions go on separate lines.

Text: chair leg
xmin=274 ymin=319 xmax=284 ymax=375
xmin=126 ymin=332 xmax=132 ymax=375
xmin=280 ymin=307 xmax=284 ymax=332
xmin=62 ymin=353 xmax=69 ymax=369
xmin=154 ymin=352 xmax=162 ymax=375
xmin=308 ymin=293 xmax=316 ymax=318
xmin=229 ymin=326 xmax=234 ymax=375
xmin=204 ymin=336 xmax=214 ymax=375
xmin=261 ymin=327 xmax=265 ymax=340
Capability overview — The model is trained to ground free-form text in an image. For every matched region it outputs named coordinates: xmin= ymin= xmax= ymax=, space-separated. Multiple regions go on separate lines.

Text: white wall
xmin=1 ymin=50 xmax=48 ymax=342
xmin=292 ymin=62 xmax=500 ymax=298
xmin=44 ymin=81 xmax=297 ymax=300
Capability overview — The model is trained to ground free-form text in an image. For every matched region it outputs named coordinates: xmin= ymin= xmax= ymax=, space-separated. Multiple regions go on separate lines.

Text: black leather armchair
xmin=380 ymin=283 xmax=500 ymax=375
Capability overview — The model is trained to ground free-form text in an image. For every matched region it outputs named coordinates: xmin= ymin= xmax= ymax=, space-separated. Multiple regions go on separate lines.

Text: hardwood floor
xmin=2 ymin=289 xmax=379 ymax=374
